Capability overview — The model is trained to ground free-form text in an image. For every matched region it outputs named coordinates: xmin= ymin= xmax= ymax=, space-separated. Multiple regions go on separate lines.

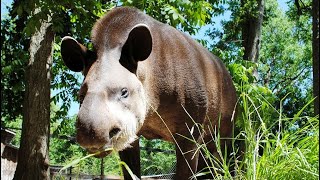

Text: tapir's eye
xmin=120 ymin=88 xmax=129 ymax=98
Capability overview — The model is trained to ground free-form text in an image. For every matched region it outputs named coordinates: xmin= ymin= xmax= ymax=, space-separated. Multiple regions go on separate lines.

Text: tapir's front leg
xmin=175 ymin=139 xmax=199 ymax=180
xmin=119 ymin=139 xmax=141 ymax=180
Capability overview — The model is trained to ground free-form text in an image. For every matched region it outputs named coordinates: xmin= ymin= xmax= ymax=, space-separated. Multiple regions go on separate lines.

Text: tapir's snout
xmin=76 ymin=118 xmax=122 ymax=152
xmin=74 ymin=92 xmax=119 ymax=153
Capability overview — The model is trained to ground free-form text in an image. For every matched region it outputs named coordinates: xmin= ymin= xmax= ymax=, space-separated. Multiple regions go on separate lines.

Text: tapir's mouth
xmin=87 ymin=147 xmax=113 ymax=158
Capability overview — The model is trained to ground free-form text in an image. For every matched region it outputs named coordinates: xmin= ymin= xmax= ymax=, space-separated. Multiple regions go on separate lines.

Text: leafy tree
xmin=1 ymin=3 xmax=29 ymax=123
xmin=286 ymin=0 xmax=319 ymax=117
xmin=207 ymin=0 xmax=313 ymax=121
xmin=121 ymin=0 xmax=218 ymax=35
xmin=13 ymin=5 xmax=54 ymax=179
xmin=259 ymin=0 xmax=313 ymax=118
xmin=206 ymin=0 xmax=265 ymax=79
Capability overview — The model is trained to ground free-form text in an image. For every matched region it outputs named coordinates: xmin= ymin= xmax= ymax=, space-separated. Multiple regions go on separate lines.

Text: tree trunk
xmin=241 ymin=0 xmax=265 ymax=80
xmin=13 ymin=13 xmax=54 ymax=180
xmin=312 ymin=0 xmax=319 ymax=117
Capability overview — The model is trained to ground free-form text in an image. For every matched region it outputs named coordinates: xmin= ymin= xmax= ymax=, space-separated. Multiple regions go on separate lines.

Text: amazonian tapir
xmin=61 ymin=6 xmax=237 ymax=180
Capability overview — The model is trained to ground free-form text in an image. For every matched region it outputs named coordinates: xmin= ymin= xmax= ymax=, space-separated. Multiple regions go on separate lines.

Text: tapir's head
xmin=60 ymin=21 xmax=152 ymax=156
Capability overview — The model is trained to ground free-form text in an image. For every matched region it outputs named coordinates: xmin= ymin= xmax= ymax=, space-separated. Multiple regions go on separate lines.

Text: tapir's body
xmin=61 ymin=7 xmax=237 ymax=180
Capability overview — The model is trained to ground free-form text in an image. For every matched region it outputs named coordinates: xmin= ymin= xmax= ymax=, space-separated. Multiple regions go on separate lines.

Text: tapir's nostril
xmin=109 ymin=127 xmax=121 ymax=138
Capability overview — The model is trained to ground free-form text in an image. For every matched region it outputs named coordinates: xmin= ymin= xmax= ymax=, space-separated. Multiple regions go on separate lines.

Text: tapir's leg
xmin=196 ymin=146 xmax=218 ymax=179
xmin=196 ymin=137 xmax=231 ymax=179
xmin=119 ymin=139 xmax=140 ymax=180
xmin=174 ymin=139 xmax=199 ymax=180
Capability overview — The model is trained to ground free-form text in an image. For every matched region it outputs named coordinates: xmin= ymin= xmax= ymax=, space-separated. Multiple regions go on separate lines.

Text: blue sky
xmin=1 ymin=0 xmax=11 ymax=17
xmin=1 ymin=0 xmax=290 ymax=116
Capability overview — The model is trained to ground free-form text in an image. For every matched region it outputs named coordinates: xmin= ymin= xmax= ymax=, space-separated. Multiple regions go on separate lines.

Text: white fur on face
xmin=106 ymin=101 xmax=145 ymax=151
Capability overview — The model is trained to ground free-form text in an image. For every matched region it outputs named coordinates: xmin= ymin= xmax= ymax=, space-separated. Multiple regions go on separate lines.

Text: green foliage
xmin=1 ymin=17 xmax=29 ymax=121
xmin=209 ymin=0 xmax=313 ymax=120
xmin=10 ymin=0 xmax=114 ymax=36
xmin=236 ymin=90 xmax=318 ymax=180
xmin=2 ymin=117 xmax=23 ymax=147
xmin=121 ymin=0 xmax=219 ymax=35
xmin=140 ymin=137 xmax=176 ymax=175
xmin=51 ymin=38 xmax=83 ymax=122
xmin=188 ymin=85 xmax=318 ymax=180
xmin=259 ymin=0 xmax=313 ymax=118
xmin=255 ymin=117 xmax=318 ymax=179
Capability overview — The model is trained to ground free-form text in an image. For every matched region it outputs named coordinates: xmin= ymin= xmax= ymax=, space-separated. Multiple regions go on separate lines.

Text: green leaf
xmin=59 ymin=148 xmax=113 ymax=173
xmin=172 ymin=13 xmax=178 ymax=20
xmin=3 ymin=66 xmax=12 ymax=74
xmin=119 ymin=161 xmax=137 ymax=179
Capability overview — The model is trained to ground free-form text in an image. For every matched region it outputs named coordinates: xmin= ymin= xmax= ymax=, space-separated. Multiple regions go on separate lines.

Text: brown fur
xmin=61 ymin=6 xmax=237 ymax=180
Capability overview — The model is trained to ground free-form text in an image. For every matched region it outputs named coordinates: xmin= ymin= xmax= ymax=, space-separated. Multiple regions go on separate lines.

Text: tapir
xmin=61 ymin=6 xmax=237 ymax=180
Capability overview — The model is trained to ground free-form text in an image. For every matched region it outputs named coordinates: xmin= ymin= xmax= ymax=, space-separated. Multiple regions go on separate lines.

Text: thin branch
xmin=272 ymin=67 xmax=307 ymax=94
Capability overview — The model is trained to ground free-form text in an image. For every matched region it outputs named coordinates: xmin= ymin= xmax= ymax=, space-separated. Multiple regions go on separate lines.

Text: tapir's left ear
xmin=124 ymin=24 xmax=152 ymax=61
xmin=61 ymin=36 xmax=96 ymax=73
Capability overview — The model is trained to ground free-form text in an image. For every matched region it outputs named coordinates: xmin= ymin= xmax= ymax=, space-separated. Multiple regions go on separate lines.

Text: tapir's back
xmin=111 ymin=8 xmax=238 ymax=140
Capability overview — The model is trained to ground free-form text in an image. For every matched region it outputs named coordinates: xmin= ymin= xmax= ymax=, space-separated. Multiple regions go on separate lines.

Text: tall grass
xmin=186 ymin=91 xmax=319 ymax=180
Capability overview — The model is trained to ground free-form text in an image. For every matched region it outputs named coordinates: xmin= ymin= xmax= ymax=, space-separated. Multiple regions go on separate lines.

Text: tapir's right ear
xmin=61 ymin=36 xmax=96 ymax=72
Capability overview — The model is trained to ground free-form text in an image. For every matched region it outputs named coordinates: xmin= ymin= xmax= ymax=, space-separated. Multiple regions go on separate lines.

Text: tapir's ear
xmin=61 ymin=36 xmax=96 ymax=72
xmin=124 ymin=24 xmax=152 ymax=61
